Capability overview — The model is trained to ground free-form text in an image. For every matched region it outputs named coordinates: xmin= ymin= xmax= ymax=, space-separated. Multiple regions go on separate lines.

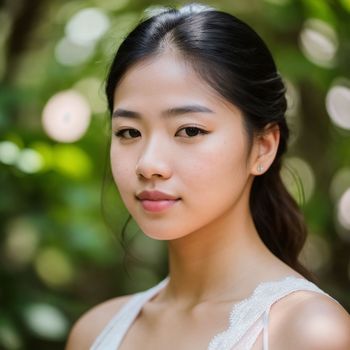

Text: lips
xmin=136 ymin=190 xmax=180 ymax=201
xmin=136 ymin=190 xmax=180 ymax=212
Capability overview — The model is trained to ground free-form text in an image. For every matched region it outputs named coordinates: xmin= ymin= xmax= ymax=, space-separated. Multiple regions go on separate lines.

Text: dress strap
xmin=262 ymin=306 xmax=271 ymax=350
xmin=90 ymin=277 xmax=169 ymax=350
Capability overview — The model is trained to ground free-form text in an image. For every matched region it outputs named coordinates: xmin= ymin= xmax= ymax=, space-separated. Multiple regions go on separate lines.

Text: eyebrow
xmin=112 ymin=104 xmax=214 ymax=119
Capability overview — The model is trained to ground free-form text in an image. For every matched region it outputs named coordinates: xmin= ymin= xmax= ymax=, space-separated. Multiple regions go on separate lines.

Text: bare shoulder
xmin=65 ymin=293 xmax=134 ymax=350
xmin=272 ymin=290 xmax=350 ymax=350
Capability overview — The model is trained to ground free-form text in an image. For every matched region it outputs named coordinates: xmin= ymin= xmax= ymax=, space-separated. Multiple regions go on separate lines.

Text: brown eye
xmin=176 ymin=127 xmax=209 ymax=138
xmin=114 ymin=128 xmax=141 ymax=139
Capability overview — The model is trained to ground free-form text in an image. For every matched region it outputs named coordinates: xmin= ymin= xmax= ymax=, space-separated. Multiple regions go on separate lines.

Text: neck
xmin=163 ymin=201 xmax=287 ymax=307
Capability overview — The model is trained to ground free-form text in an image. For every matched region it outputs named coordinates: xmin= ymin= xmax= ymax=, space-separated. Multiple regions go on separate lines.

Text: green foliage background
xmin=0 ymin=0 xmax=349 ymax=349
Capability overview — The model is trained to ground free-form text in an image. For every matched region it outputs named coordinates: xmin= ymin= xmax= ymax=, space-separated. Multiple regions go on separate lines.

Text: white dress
xmin=90 ymin=275 xmax=341 ymax=350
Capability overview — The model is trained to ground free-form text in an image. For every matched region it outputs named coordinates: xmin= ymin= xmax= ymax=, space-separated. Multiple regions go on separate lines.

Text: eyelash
xmin=114 ymin=126 xmax=209 ymax=139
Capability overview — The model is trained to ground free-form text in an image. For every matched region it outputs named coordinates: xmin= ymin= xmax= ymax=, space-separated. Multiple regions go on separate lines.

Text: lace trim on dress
xmin=207 ymin=276 xmax=341 ymax=350
xmin=232 ymin=314 xmax=265 ymax=350
xmin=90 ymin=275 xmax=340 ymax=350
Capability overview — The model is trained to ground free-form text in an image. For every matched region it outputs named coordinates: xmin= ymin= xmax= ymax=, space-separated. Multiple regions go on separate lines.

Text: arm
xmin=278 ymin=294 xmax=350 ymax=350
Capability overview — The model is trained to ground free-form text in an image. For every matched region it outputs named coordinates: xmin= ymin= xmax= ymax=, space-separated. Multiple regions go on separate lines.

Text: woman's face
xmin=110 ymin=53 xmax=256 ymax=240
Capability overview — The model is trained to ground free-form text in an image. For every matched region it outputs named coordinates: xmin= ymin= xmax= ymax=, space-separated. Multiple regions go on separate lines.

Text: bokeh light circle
xmin=326 ymin=84 xmax=350 ymax=130
xmin=42 ymin=90 xmax=91 ymax=143
xmin=281 ymin=157 xmax=315 ymax=204
xmin=299 ymin=18 xmax=338 ymax=68
xmin=35 ymin=247 xmax=74 ymax=288
xmin=0 ymin=141 xmax=20 ymax=165
xmin=4 ymin=217 xmax=40 ymax=267
xmin=300 ymin=233 xmax=331 ymax=273
xmin=16 ymin=148 xmax=44 ymax=173
xmin=65 ymin=8 xmax=110 ymax=46
xmin=330 ymin=167 xmax=350 ymax=202
xmin=23 ymin=303 xmax=69 ymax=340
xmin=337 ymin=188 xmax=350 ymax=230
xmin=55 ymin=37 xmax=94 ymax=66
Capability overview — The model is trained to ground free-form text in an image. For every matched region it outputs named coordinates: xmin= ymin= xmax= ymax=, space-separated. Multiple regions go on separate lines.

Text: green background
xmin=0 ymin=0 xmax=349 ymax=349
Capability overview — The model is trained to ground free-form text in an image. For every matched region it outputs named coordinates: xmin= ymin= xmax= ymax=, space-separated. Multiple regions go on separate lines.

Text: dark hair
xmin=104 ymin=3 xmax=317 ymax=282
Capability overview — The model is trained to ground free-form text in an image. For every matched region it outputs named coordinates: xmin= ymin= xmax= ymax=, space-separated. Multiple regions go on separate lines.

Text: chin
xmin=136 ymin=222 xmax=189 ymax=241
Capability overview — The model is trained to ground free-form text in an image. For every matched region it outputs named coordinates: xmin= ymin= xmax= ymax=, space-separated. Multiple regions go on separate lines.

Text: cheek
xmin=180 ymin=134 xmax=248 ymax=194
xmin=110 ymin=146 xmax=134 ymax=192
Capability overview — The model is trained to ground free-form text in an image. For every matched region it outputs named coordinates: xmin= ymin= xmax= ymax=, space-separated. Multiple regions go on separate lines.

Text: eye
xmin=176 ymin=126 xmax=209 ymax=138
xmin=114 ymin=128 xmax=141 ymax=139
xmin=114 ymin=126 xmax=209 ymax=140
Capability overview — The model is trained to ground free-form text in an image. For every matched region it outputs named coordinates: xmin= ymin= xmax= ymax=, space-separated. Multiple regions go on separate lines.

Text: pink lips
xmin=136 ymin=190 xmax=180 ymax=212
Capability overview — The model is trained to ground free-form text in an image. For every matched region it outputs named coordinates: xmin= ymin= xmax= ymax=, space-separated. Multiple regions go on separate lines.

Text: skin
xmin=110 ymin=51 xmax=291 ymax=305
xmin=66 ymin=51 xmax=350 ymax=349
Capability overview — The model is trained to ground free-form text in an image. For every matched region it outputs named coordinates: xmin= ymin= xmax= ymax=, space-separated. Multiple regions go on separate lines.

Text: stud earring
xmin=257 ymin=164 xmax=264 ymax=173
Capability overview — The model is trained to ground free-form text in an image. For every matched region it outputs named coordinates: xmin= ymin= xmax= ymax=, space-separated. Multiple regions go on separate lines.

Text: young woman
xmin=66 ymin=3 xmax=350 ymax=350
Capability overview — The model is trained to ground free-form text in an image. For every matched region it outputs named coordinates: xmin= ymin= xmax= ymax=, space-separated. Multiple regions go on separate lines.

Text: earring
xmin=257 ymin=164 xmax=264 ymax=173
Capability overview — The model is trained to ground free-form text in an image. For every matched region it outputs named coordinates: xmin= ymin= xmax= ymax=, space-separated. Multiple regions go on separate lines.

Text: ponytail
xmin=250 ymin=160 xmax=317 ymax=283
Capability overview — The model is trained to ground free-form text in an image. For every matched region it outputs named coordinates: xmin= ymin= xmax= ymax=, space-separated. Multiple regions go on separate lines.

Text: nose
xmin=135 ymin=136 xmax=172 ymax=180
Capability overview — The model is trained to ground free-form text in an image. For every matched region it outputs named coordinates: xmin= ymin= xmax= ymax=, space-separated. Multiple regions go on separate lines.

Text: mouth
xmin=136 ymin=190 xmax=180 ymax=201
xmin=136 ymin=198 xmax=181 ymax=212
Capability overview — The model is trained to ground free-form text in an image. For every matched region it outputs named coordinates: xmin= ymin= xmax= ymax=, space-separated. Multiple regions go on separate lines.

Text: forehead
xmin=112 ymin=52 xmax=243 ymax=124
xmin=113 ymin=53 xmax=223 ymax=107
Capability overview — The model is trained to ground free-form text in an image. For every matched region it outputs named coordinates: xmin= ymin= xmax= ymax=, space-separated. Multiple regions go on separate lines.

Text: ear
xmin=250 ymin=123 xmax=280 ymax=176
